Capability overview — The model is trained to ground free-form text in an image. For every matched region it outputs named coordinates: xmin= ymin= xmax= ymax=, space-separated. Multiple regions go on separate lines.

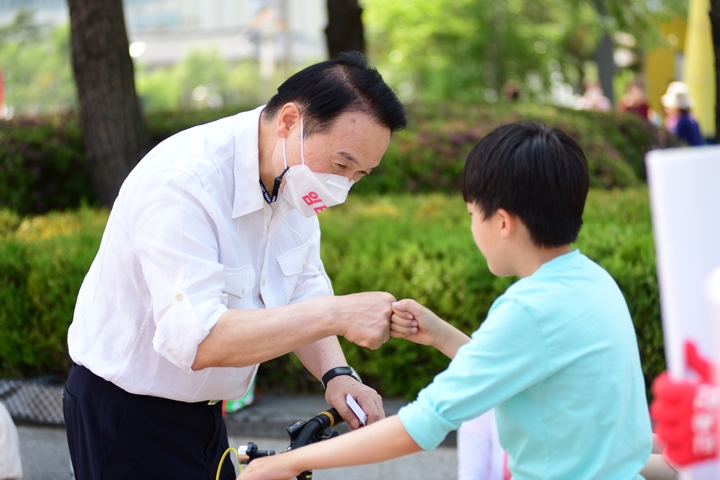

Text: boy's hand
xmin=391 ymin=299 xmax=470 ymax=359
xmin=390 ymin=299 xmax=443 ymax=347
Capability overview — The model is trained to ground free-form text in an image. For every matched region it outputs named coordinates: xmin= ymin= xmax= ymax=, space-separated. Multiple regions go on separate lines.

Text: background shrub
xmin=0 ymin=208 xmax=107 ymax=377
xmin=0 ymin=115 xmax=90 ymax=215
xmin=0 ymin=103 xmax=681 ymax=214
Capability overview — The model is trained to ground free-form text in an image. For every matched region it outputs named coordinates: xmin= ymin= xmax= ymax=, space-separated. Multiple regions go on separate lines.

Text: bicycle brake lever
xmin=239 ymin=442 xmax=275 ymax=464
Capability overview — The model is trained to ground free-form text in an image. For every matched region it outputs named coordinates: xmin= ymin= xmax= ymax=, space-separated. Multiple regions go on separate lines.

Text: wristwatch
xmin=321 ymin=366 xmax=362 ymax=390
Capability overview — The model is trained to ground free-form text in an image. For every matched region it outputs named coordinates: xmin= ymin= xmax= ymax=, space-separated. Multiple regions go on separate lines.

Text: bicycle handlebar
xmin=238 ymin=406 xmax=346 ymax=480
xmin=287 ymin=407 xmax=344 ymax=450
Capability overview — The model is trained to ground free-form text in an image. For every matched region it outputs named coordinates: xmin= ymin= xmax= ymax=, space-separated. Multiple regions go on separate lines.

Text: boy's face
xmin=467 ymin=202 xmax=502 ymax=275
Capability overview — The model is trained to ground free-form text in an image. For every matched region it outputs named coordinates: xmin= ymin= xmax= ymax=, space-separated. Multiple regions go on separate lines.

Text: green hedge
xmin=0 ymin=102 xmax=681 ymax=214
xmin=0 ymin=208 xmax=108 ymax=377
xmin=0 ymin=188 xmax=664 ymax=400
xmin=0 ymin=116 xmax=90 ymax=214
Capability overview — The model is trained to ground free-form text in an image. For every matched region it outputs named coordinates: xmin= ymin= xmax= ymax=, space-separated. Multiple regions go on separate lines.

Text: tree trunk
xmin=712 ymin=0 xmax=720 ymax=143
xmin=594 ymin=2 xmax=616 ymax=105
xmin=325 ymin=0 xmax=365 ymax=57
xmin=67 ymin=0 xmax=149 ymax=206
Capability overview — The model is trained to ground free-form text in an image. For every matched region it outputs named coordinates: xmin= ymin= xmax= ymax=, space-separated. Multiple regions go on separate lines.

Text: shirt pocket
xmin=222 ymin=265 xmax=255 ymax=309
xmin=276 ymin=240 xmax=310 ymax=302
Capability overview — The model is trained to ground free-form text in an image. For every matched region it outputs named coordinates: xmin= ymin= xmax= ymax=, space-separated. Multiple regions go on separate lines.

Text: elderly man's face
xmin=285 ymin=110 xmax=392 ymax=183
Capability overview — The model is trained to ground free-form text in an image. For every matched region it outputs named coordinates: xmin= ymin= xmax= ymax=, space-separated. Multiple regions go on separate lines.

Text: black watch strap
xmin=321 ymin=366 xmax=361 ymax=390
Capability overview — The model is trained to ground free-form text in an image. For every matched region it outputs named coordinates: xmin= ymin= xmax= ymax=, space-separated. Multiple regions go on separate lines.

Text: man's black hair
xmin=461 ymin=122 xmax=589 ymax=248
xmin=263 ymin=51 xmax=407 ymax=135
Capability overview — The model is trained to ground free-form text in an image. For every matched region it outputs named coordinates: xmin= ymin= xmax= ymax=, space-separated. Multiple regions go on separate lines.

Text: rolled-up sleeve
xmin=128 ymin=168 xmax=228 ymax=371
xmin=398 ymin=300 xmax=550 ymax=451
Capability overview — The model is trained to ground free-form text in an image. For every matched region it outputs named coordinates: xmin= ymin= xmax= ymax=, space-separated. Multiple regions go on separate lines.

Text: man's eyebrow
xmin=339 ymin=151 xmax=359 ymax=165
xmin=339 ymin=151 xmax=377 ymax=171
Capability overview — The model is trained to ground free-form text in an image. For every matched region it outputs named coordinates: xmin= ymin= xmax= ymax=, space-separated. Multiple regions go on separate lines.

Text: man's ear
xmin=496 ymin=208 xmax=518 ymax=238
xmin=276 ymin=103 xmax=301 ymax=138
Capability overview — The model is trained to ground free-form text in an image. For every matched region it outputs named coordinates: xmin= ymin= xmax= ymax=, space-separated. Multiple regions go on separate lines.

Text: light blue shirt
xmin=398 ymin=250 xmax=651 ymax=479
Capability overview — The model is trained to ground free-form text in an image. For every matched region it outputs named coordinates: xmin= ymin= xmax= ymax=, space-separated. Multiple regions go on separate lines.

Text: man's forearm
xmin=295 ymin=336 xmax=386 ymax=430
xmin=192 ymin=291 xmax=395 ymax=370
xmin=192 ymin=301 xmax=334 ymax=370
xmin=294 ymin=336 xmax=347 ymax=381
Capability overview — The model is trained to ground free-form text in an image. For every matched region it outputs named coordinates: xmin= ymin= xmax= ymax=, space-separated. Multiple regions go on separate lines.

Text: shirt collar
xmin=232 ymin=105 xmax=268 ymax=219
xmin=534 ymin=249 xmax=581 ymax=276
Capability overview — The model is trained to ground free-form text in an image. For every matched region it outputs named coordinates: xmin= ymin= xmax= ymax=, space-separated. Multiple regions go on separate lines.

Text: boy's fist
xmin=390 ymin=299 xmax=440 ymax=347
xmin=650 ymin=340 xmax=719 ymax=466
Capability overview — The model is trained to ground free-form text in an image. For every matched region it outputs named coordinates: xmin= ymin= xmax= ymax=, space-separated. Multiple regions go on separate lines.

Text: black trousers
xmin=63 ymin=364 xmax=235 ymax=480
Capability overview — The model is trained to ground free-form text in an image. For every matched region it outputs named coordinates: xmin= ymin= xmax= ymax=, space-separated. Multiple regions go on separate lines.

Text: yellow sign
xmin=684 ymin=0 xmax=716 ymax=138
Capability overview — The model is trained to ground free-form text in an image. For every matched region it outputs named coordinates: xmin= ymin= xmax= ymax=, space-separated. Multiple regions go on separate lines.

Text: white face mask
xmin=281 ymin=115 xmax=355 ymax=217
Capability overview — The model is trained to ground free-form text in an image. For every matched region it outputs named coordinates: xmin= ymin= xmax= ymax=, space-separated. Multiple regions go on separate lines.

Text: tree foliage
xmin=0 ymin=10 xmax=76 ymax=115
xmin=135 ymin=50 xmax=264 ymax=112
xmin=363 ymin=0 xmax=687 ymax=103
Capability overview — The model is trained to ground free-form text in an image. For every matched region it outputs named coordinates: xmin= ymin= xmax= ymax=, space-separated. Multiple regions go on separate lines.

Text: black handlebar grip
xmin=314 ymin=407 xmax=343 ymax=429
xmin=290 ymin=407 xmax=345 ymax=450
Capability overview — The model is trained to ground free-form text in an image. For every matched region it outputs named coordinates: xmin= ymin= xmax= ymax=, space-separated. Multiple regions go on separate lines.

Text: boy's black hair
xmin=263 ymin=51 xmax=407 ymax=135
xmin=461 ymin=122 xmax=589 ymax=248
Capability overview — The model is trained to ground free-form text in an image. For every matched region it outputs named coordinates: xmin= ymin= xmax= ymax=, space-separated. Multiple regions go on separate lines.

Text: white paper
xmin=345 ymin=394 xmax=367 ymax=426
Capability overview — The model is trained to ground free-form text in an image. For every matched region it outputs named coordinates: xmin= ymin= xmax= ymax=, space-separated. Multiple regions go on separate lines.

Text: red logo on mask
xmin=302 ymin=191 xmax=328 ymax=213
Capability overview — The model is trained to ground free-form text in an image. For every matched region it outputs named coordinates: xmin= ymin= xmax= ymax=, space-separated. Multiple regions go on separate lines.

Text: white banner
xmin=646 ymin=145 xmax=720 ymax=479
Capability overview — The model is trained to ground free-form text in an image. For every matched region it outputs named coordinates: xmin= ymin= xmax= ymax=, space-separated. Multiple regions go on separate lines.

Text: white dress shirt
xmin=68 ymin=106 xmax=333 ymax=402
xmin=0 ymin=402 xmax=22 ymax=479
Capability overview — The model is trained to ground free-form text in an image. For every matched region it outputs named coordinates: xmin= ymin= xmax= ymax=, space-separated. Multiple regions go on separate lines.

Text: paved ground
xmin=15 ymin=395 xmax=459 ymax=480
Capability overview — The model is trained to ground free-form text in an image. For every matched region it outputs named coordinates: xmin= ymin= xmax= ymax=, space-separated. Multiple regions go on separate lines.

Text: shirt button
xmin=175 ymin=293 xmax=184 ymax=301
xmin=241 ymin=287 xmax=246 ymax=295
xmin=261 ymin=278 xmax=266 ymax=286
xmin=302 ymin=262 xmax=306 ymax=268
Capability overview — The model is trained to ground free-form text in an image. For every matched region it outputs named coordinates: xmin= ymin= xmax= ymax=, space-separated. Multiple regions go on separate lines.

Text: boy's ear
xmin=496 ymin=208 xmax=518 ymax=238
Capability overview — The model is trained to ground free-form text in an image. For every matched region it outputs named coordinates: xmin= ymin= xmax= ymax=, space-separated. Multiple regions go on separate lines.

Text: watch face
xmin=350 ymin=367 xmax=362 ymax=383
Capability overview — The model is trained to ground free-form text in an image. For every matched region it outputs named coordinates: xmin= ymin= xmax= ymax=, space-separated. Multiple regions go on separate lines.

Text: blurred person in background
xmin=457 ymin=409 xmax=510 ymax=480
xmin=617 ymin=79 xmax=650 ymax=120
xmin=501 ymin=80 xmax=521 ymax=102
xmin=575 ymin=79 xmax=612 ymax=112
xmin=661 ymin=81 xmax=704 ymax=146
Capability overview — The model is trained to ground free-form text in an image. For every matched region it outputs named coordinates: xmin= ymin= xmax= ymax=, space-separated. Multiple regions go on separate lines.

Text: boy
xmin=238 ymin=122 xmax=652 ymax=479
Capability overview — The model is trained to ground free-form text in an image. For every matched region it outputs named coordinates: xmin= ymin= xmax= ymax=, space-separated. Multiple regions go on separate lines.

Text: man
xmin=63 ymin=51 xmax=407 ymax=479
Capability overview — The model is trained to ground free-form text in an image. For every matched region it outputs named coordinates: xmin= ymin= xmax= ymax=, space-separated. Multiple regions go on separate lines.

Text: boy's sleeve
xmin=398 ymin=299 xmax=550 ymax=451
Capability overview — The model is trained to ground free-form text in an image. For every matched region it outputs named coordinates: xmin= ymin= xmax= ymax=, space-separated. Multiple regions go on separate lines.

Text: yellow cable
xmin=216 ymin=447 xmax=240 ymax=480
